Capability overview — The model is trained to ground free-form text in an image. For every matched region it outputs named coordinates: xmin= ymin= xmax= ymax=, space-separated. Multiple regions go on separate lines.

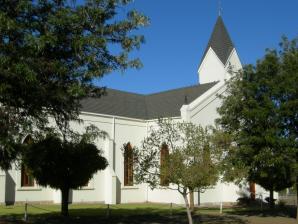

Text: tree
xmin=216 ymin=38 xmax=297 ymax=209
xmin=276 ymin=37 xmax=298 ymax=218
xmin=0 ymin=0 xmax=149 ymax=169
xmin=22 ymin=126 xmax=108 ymax=216
xmin=132 ymin=119 xmax=221 ymax=224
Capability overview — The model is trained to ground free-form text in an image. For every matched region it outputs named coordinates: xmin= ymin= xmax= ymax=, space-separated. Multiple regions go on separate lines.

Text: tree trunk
xmin=296 ymin=177 xmax=298 ymax=221
xmin=189 ymin=190 xmax=194 ymax=212
xmin=269 ymin=188 xmax=275 ymax=209
xmin=61 ymin=188 xmax=69 ymax=216
xmin=183 ymin=193 xmax=193 ymax=224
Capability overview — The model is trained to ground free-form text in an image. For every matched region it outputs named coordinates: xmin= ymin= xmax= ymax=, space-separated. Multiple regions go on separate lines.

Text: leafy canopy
xmin=22 ymin=126 xmax=108 ymax=190
xmin=0 ymin=0 xmax=148 ymax=169
xmin=216 ymin=37 xmax=298 ymax=194
xmin=133 ymin=118 xmax=221 ymax=194
xmin=132 ymin=118 xmax=222 ymax=224
xmin=22 ymin=125 xmax=108 ymax=216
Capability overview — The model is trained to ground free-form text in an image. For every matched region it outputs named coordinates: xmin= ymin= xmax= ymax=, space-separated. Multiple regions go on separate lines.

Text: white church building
xmin=0 ymin=16 xmax=271 ymax=206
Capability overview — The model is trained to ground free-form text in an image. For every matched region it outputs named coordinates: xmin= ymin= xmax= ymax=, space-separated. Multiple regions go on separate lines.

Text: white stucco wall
xmin=225 ymin=49 xmax=242 ymax=80
xmin=0 ymin=170 xmax=5 ymax=204
xmin=198 ymin=47 xmax=242 ymax=85
xmin=7 ymin=164 xmax=53 ymax=203
xmin=200 ymin=182 xmax=239 ymax=205
xmin=198 ymin=48 xmax=226 ymax=84
xmin=185 ymin=82 xmax=241 ymax=204
xmin=182 ymin=79 xmax=274 ymax=205
xmin=113 ymin=118 xmax=147 ymax=203
xmin=73 ymin=113 xmax=150 ymax=204
xmin=147 ymin=188 xmax=198 ymax=205
xmin=181 ymin=81 xmax=226 ymax=124
xmin=71 ymin=172 xmax=106 ymax=203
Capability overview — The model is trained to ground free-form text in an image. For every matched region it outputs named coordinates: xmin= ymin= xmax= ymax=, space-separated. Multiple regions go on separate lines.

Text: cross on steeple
xmin=218 ymin=0 xmax=223 ymax=17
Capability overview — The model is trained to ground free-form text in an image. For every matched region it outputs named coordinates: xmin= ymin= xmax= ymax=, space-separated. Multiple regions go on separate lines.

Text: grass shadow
xmin=0 ymin=205 xmax=247 ymax=224
xmin=225 ymin=205 xmax=296 ymax=218
xmin=197 ymin=214 xmax=247 ymax=224
xmin=30 ymin=212 xmax=247 ymax=224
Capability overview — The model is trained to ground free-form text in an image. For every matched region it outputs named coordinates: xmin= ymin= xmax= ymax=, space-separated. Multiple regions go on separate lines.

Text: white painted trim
xmin=225 ymin=48 xmax=243 ymax=68
xmin=190 ymin=93 xmax=221 ymax=120
xmin=122 ymin=186 xmax=139 ymax=190
xmin=180 ymin=104 xmax=190 ymax=122
xmin=114 ymin=122 xmax=147 ymax=128
xmin=188 ymin=81 xmax=225 ymax=111
xmin=112 ymin=117 xmax=115 ymax=140
xmin=77 ymin=187 xmax=95 ymax=190
xmin=81 ymin=111 xmax=147 ymax=122
xmin=17 ymin=187 xmax=42 ymax=191
xmin=224 ymin=48 xmax=236 ymax=68
xmin=16 ymin=167 xmax=42 ymax=191
xmin=81 ymin=111 xmax=181 ymax=122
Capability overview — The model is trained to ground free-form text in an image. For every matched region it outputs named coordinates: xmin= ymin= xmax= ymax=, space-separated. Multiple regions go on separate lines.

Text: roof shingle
xmin=80 ymin=82 xmax=218 ymax=120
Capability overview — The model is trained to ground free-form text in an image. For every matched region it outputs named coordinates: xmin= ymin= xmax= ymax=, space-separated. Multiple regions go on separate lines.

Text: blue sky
xmin=96 ymin=0 xmax=298 ymax=94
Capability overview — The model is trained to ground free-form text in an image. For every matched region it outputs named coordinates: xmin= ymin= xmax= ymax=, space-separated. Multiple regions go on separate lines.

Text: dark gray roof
xmin=200 ymin=16 xmax=234 ymax=65
xmin=80 ymin=82 xmax=218 ymax=120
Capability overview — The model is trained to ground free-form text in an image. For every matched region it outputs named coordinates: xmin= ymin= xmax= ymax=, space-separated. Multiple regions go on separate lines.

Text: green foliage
xmin=132 ymin=118 xmax=222 ymax=224
xmin=211 ymin=127 xmax=248 ymax=184
xmin=23 ymin=136 xmax=107 ymax=189
xmin=0 ymin=0 xmax=148 ymax=169
xmin=0 ymin=106 xmax=42 ymax=169
xmin=22 ymin=126 xmax=108 ymax=215
xmin=216 ymin=37 xmax=298 ymax=198
xmin=134 ymin=119 xmax=220 ymax=193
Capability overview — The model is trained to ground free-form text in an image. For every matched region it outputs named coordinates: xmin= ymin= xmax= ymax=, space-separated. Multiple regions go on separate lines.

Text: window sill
xmin=77 ymin=187 xmax=95 ymax=191
xmin=17 ymin=187 xmax=42 ymax=191
xmin=121 ymin=186 xmax=139 ymax=190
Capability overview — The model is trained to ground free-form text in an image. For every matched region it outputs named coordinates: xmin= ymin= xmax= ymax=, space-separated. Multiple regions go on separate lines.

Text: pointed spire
xmin=200 ymin=16 xmax=234 ymax=65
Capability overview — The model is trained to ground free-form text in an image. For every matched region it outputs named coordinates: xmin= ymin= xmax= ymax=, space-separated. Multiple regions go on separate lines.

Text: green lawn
xmin=0 ymin=203 xmax=184 ymax=217
xmin=0 ymin=203 xmax=296 ymax=224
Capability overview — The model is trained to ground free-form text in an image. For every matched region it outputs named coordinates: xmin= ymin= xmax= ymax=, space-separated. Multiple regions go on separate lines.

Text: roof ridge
xmin=146 ymin=84 xmax=198 ymax=96
xmin=145 ymin=82 xmax=217 ymax=96
xmin=104 ymin=87 xmax=145 ymax=96
xmin=104 ymin=82 xmax=217 ymax=97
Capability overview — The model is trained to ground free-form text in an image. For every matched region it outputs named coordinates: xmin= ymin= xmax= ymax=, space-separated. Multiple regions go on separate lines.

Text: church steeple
xmin=202 ymin=16 xmax=234 ymax=65
xmin=198 ymin=16 xmax=242 ymax=84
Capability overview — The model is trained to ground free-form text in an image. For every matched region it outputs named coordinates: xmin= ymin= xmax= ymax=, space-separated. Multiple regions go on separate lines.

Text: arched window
xmin=124 ymin=142 xmax=133 ymax=186
xmin=249 ymin=182 xmax=256 ymax=200
xmin=21 ymin=136 xmax=34 ymax=187
xmin=160 ymin=143 xmax=169 ymax=186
